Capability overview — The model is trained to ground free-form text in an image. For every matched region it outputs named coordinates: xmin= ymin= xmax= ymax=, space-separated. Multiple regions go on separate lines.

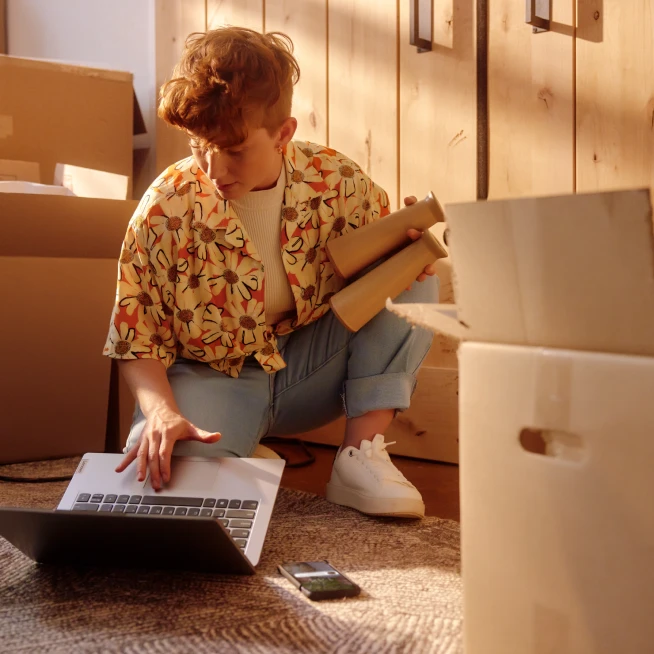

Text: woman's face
xmin=190 ymin=116 xmax=297 ymax=200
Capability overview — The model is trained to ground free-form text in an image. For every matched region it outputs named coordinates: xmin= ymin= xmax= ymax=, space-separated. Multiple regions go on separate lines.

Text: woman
xmin=104 ymin=27 xmax=438 ymax=518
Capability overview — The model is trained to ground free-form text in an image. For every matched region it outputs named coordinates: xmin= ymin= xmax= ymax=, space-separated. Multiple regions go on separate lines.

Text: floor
xmin=268 ymin=439 xmax=460 ymax=522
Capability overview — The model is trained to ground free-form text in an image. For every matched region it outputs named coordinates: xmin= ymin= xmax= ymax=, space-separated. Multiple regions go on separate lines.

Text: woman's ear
xmin=277 ymin=117 xmax=298 ymax=148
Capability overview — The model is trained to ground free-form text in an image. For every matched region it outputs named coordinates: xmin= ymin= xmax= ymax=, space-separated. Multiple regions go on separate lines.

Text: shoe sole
xmin=325 ymin=482 xmax=425 ymax=519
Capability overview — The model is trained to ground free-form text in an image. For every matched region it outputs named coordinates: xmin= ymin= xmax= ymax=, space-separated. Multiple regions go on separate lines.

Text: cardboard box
xmin=424 ymin=331 xmax=459 ymax=369
xmin=386 ymin=365 xmax=458 ymax=463
xmin=296 ymin=364 xmax=459 ymax=464
xmin=0 ymin=55 xmax=145 ymax=196
xmin=424 ymin=218 xmax=459 ymax=376
xmin=0 ymin=192 xmax=137 ymax=463
xmin=429 ymin=221 xmax=455 ymax=304
xmin=54 ymin=163 xmax=129 ymax=201
xmin=388 ymin=188 xmax=654 ymax=654
xmin=0 ymin=159 xmax=40 ymax=182
xmin=0 ymin=181 xmax=74 ymax=196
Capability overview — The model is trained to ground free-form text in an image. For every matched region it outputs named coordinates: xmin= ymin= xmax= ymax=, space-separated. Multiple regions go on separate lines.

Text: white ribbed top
xmin=230 ymin=165 xmax=295 ymax=325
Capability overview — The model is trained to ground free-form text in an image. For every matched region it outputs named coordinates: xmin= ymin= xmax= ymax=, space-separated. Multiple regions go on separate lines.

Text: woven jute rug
xmin=0 ymin=458 xmax=462 ymax=653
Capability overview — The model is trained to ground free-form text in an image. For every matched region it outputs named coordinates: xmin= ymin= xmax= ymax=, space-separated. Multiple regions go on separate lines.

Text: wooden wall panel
xmin=399 ymin=0 xmax=477 ymax=206
xmin=488 ymin=0 xmax=575 ymax=198
xmin=264 ymin=0 xmax=327 ymax=145
xmin=328 ymin=0 xmax=398 ymax=208
xmin=207 ymin=0 xmax=263 ymax=32
xmin=155 ymin=0 xmax=206 ymax=173
xmin=576 ymin=0 xmax=654 ymax=193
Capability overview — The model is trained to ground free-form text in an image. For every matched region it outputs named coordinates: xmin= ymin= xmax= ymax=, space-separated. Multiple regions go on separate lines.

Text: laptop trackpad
xmin=143 ymin=459 xmax=220 ymax=494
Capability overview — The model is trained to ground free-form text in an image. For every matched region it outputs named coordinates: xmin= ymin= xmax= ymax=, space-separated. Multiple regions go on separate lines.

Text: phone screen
xmin=282 ymin=561 xmax=358 ymax=594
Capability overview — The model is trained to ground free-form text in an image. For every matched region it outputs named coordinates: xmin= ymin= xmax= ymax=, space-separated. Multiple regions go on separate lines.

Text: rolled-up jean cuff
xmin=343 ymin=372 xmax=417 ymax=419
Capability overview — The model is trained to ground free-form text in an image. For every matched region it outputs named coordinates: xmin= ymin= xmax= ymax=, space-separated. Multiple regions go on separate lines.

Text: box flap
xmin=0 ymin=56 xmax=147 ymax=138
xmin=389 ymin=189 xmax=654 ymax=357
xmin=0 ymin=54 xmax=134 ymax=82
xmin=0 ymin=181 xmax=74 ymax=196
xmin=386 ymin=300 xmax=467 ymax=339
xmin=0 ymin=159 xmax=41 ymax=183
xmin=0 ymin=193 xmax=137 ymax=259
xmin=54 ymin=163 xmax=129 ymax=200
xmin=0 ymin=55 xmax=142 ymax=188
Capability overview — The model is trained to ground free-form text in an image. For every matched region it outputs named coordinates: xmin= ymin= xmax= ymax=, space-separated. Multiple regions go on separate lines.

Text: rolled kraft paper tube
xmin=326 ymin=191 xmax=445 ymax=280
xmin=330 ymin=230 xmax=448 ymax=333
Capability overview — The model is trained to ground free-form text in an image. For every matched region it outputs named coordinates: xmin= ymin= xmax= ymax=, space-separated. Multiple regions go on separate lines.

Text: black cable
xmin=260 ymin=437 xmax=316 ymax=468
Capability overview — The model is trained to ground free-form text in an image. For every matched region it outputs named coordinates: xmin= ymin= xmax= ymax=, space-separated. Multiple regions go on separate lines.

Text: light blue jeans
xmin=125 ymin=275 xmax=438 ymax=457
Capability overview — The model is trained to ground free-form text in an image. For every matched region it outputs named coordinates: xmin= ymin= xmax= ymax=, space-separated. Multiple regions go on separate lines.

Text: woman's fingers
xmin=115 ymin=417 xmax=222 ymax=488
xmin=136 ymin=436 xmax=150 ymax=482
xmin=158 ymin=435 xmax=176 ymax=484
xmin=115 ymin=443 xmax=139 ymax=473
xmin=148 ymin=433 xmax=163 ymax=490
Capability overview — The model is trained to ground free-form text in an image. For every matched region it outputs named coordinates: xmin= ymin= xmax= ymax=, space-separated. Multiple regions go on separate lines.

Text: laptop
xmin=0 ymin=453 xmax=285 ymax=575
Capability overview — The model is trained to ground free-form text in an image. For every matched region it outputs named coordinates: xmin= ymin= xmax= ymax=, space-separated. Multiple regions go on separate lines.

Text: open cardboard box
xmin=0 ymin=192 xmax=137 ymax=463
xmin=388 ymin=189 xmax=654 ymax=654
xmin=0 ymin=55 xmax=145 ymax=197
xmin=54 ymin=163 xmax=129 ymax=201
xmin=0 ymin=159 xmax=41 ymax=183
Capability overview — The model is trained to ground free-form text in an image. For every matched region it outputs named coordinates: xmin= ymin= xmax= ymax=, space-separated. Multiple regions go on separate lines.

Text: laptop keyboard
xmin=71 ymin=494 xmax=259 ymax=549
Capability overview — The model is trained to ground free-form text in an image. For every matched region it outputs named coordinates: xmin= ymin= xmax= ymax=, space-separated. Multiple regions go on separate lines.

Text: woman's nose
xmin=206 ymin=152 xmax=228 ymax=182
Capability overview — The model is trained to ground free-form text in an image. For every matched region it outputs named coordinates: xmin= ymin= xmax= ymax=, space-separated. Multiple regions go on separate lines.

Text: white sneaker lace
xmin=359 ymin=435 xmax=412 ymax=485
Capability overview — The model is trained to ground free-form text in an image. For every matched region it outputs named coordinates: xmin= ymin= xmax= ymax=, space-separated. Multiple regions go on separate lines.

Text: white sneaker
xmin=325 ymin=434 xmax=425 ymax=518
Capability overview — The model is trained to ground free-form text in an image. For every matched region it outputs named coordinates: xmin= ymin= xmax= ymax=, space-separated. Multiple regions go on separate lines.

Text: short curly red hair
xmin=158 ymin=27 xmax=300 ymax=149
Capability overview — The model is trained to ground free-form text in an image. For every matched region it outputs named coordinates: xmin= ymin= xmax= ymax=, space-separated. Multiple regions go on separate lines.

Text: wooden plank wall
xmin=265 ymin=0 xmax=328 ymax=146
xmin=487 ymin=0 xmax=653 ymax=198
xmin=154 ymin=0 xmax=206 ymax=173
xmin=487 ymin=0 xmax=575 ymax=198
xmin=328 ymin=0 xmax=398 ymax=209
xmin=400 ymin=0 xmax=477 ymax=206
xmin=206 ymin=0 xmax=263 ymax=32
xmin=576 ymin=0 xmax=654 ymax=193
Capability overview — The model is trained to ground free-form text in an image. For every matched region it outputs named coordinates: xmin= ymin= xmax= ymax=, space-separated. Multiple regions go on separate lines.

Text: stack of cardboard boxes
xmin=390 ymin=188 xmax=654 ymax=653
xmin=0 ymin=55 xmax=141 ymax=463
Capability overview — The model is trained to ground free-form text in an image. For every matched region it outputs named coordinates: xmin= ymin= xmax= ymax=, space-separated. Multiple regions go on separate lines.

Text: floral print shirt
xmin=103 ymin=141 xmax=390 ymax=378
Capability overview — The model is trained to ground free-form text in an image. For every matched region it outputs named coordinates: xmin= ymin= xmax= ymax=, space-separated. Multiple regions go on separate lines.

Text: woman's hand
xmin=115 ymin=409 xmax=221 ymax=490
xmin=404 ymin=195 xmax=438 ymax=283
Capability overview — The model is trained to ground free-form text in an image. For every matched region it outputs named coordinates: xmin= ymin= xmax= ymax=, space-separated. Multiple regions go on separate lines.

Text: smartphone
xmin=278 ymin=560 xmax=361 ymax=601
